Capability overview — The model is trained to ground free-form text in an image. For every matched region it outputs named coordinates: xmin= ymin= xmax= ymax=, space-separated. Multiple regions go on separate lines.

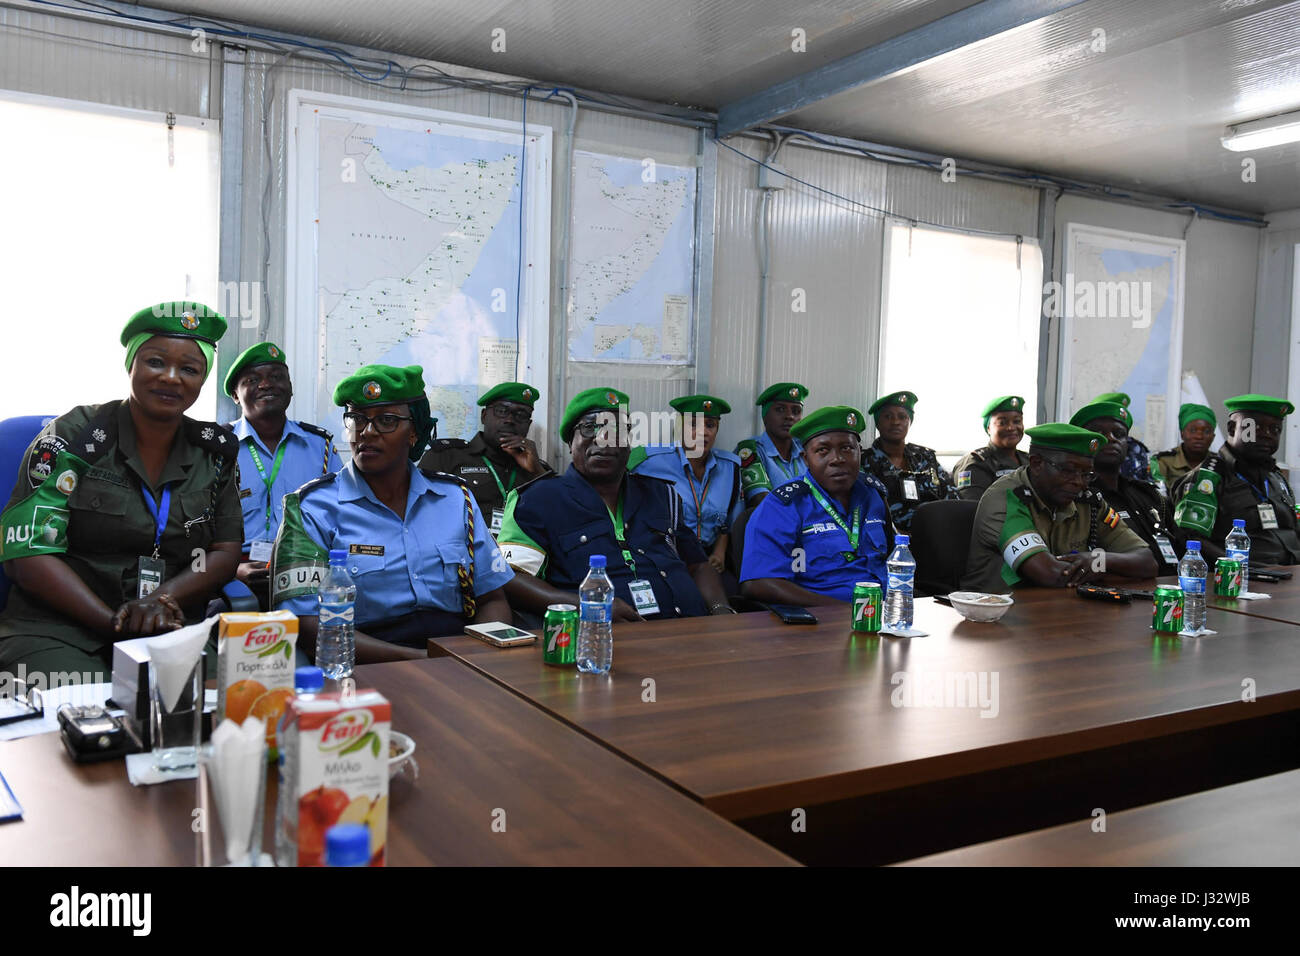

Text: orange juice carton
xmin=216 ymin=610 xmax=298 ymax=752
xmin=276 ymin=689 xmax=390 ymax=867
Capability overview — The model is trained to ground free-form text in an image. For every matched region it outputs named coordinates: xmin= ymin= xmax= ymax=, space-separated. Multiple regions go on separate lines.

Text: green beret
xmin=790 ymin=406 xmax=867 ymax=442
xmin=981 ymin=395 xmax=1025 ymax=431
xmin=478 ymin=381 xmax=540 ymax=408
xmin=223 ymin=341 xmax=287 ymax=396
xmin=670 ymin=394 xmax=731 ymax=416
xmin=332 ymin=364 xmax=427 ymax=407
xmin=1224 ymin=394 xmax=1294 ymax=419
xmin=1178 ymin=403 xmax=1216 ymax=430
xmin=1026 ymin=423 xmax=1107 ymax=457
xmin=561 ymin=387 xmax=630 ymax=443
xmin=120 ymin=301 xmax=227 ymax=347
xmin=1092 ymin=392 xmax=1130 ymax=408
xmin=868 ymin=390 xmax=918 ymax=420
xmin=1069 ymin=401 xmax=1132 ymax=431
xmin=755 ymin=383 xmax=808 ymax=407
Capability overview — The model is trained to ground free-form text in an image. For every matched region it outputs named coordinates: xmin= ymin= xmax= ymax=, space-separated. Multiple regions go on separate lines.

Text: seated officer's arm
xmin=295 ymin=617 xmax=425 ymax=665
xmin=6 ymin=556 xmax=119 ymax=635
xmin=741 ymin=575 xmax=842 ymax=607
xmin=1096 ymin=519 xmax=1160 ymax=581
xmin=975 ymin=491 xmax=1085 ymax=589
xmin=469 ymin=586 xmax=512 ymax=627
xmin=1015 ymin=551 xmax=1093 ymax=588
xmin=503 ymin=571 xmax=642 ymax=622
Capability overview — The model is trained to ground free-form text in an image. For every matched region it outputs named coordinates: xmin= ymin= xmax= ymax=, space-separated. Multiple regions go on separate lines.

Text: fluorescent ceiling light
xmin=1221 ymin=110 xmax=1300 ymax=151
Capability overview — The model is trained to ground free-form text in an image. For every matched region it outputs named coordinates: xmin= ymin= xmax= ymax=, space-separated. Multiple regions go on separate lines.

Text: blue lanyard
xmin=139 ymin=484 xmax=173 ymax=559
xmin=1235 ymin=472 xmax=1271 ymax=504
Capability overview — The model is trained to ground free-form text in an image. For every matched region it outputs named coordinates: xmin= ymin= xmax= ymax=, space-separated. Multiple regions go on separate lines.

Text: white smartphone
xmin=464 ymin=621 xmax=537 ymax=647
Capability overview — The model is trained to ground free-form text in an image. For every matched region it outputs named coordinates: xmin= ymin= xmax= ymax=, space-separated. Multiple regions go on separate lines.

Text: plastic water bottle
xmin=1178 ymin=541 xmax=1209 ymax=632
xmin=317 ymin=549 xmax=356 ymax=680
xmin=1225 ymin=519 xmax=1251 ymax=594
xmin=884 ymin=535 xmax=916 ymax=630
xmin=577 ymin=555 xmax=614 ymax=674
xmin=325 ymin=824 xmax=371 ymax=867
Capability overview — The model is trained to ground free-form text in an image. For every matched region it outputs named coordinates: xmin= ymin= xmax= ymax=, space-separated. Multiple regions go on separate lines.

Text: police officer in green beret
xmin=273 ymin=364 xmax=514 ymax=658
xmin=419 ymin=381 xmax=553 ymax=537
xmin=1173 ymin=394 xmax=1300 ymax=565
xmin=1091 ymin=391 xmax=1153 ymax=482
xmin=952 ymin=395 xmax=1030 ymax=501
xmin=735 ymin=382 xmax=809 ymax=506
xmin=0 ymin=303 xmax=243 ymax=682
xmin=862 ymin=390 xmax=959 ymax=531
xmin=1071 ymin=401 xmax=1179 ymax=573
xmin=628 ymin=395 xmax=743 ymax=585
xmin=224 ymin=341 xmax=342 ymax=604
xmin=1151 ymin=403 xmax=1217 ymax=490
xmin=498 ymin=387 xmax=731 ymax=621
xmin=962 ymin=423 xmax=1157 ymax=593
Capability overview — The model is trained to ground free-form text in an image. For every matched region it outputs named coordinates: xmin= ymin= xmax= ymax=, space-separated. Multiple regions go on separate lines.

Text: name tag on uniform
xmin=1259 ymin=503 xmax=1279 ymax=529
xmin=137 ymin=555 xmax=165 ymax=599
xmin=491 ymin=508 xmax=504 ymax=535
xmin=249 ymin=539 xmax=274 ymax=563
xmin=629 ymin=579 xmax=661 ymax=616
xmin=1117 ymin=510 xmax=1130 ymax=520
xmin=1153 ymin=534 xmax=1178 ymax=566
xmin=239 ymin=487 xmax=253 ymax=499
xmin=903 ymin=478 xmax=919 ymax=500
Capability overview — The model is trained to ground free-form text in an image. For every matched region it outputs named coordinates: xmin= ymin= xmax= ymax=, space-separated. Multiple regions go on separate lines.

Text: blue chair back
xmin=0 ymin=415 xmax=57 ymax=611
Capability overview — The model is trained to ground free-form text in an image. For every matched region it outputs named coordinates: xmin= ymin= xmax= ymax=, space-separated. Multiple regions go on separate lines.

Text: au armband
xmin=1002 ymin=531 xmax=1047 ymax=569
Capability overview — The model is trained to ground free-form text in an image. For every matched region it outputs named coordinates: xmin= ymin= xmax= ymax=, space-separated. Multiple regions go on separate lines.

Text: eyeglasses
xmin=488 ymin=405 xmax=533 ymax=426
xmin=1040 ymin=458 xmax=1094 ymax=483
xmin=343 ymin=411 xmax=412 ymax=434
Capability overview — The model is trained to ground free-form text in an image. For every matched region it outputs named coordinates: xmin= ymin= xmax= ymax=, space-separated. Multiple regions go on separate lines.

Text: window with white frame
xmin=0 ymin=92 xmax=221 ymax=420
xmin=878 ymin=219 xmax=1043 ymax=466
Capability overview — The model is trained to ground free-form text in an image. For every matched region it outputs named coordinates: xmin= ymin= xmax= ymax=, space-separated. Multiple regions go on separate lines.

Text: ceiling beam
xmin=716 ymin=0 xmax=1091 ymax=139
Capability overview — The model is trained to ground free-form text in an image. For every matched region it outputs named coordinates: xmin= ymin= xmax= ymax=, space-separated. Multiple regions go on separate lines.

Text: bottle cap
xmin=325 ymin=824 xmax=371 ymax=867
xmin=1186 ymin=540 xmax=1201 ymax=551
xmin=329 ymin=548 xmax=348 ymax=564
xmin=1232 ymin=519 xmax=1246 ymax=528
xmin=589 ymin=554 xmax=607 ymax=568
xmin=895 ymin=535 xmax=910 ymax=545
xmin=294 ymin=666 xmax=324 ymax=692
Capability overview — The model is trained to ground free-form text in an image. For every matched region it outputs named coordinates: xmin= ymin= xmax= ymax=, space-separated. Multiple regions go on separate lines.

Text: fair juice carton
xmin=216 ymin=610 xmax=298 ymax=755
xmin=276 ymin=689 xmax=390 ymax=867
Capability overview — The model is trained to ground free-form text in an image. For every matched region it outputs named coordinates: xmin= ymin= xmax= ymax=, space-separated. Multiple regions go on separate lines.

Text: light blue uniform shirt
xmin=630 ymin=445 xmax=744 ymax=548
xmin=231 ymin=417 xmax=342 ymax=551
xmin=737 ymin=431 xmax=807 ymax=503
xmin=274 ymin=461 xmax=513 ymax=627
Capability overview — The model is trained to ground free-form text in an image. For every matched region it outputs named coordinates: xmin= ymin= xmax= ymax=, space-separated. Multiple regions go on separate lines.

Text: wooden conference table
xmin=900 ymin=767 xmax=1300 ymax=866
xmin=0 ymin=658 xmax=794 ymax=866
xmin=432 ymin=576 xmax=1300 ymax=865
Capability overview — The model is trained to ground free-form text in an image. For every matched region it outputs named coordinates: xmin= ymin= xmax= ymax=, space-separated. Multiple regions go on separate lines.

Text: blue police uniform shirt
xmin=273 ymin=460 xmax=513 ymax=627
xmin=497 ymin=467 xmax=710 ymax=618
xmin=231 ymin=417 xmax=342 ymax=551
xmin=629 ymin=445 xmax=743 ymax=549
xmin=740 ymin=473 xmax=892 ymax=601
xmin=738 ymin=431 xmax=807 ymax=503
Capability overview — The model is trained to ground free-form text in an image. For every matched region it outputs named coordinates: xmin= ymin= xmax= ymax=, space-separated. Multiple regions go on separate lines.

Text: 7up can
xmin=1152 ymin=585 xmax=1185 ymax=633
xmin=543 ymin=604 xmax=578 ymax=666
xmin=852 ymin=582 xmax=882 ymax=633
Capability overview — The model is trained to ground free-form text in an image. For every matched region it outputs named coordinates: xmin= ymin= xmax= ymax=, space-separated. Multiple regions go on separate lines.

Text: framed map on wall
xmin=1056 ymin=224 xmax=1186 ymax=450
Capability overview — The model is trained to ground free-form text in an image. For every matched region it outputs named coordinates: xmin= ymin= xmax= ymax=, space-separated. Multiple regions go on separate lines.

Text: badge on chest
xmin=628 ymin=578 xmax=661 ymax=616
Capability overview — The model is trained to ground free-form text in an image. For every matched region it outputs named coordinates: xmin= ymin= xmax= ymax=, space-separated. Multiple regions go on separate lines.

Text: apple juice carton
xmin=276 ymin=689 xmax=390 ymax=867
xmin=216 ymin=610 xmax=298 ymax=754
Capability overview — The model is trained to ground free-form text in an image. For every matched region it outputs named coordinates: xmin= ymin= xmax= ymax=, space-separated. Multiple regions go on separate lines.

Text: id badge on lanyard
xmin=629 ymin=579 xmax=661 ymax=615
xmin=138 ymin=484 xmax=172 ymax=599
xmin=902 ymin=478 xmax=919 ymax=500
xmin=1259 ymin=503 xmax=1279 ymax=529
xmin=1153 ymin=534 xmax=1179 ymax=566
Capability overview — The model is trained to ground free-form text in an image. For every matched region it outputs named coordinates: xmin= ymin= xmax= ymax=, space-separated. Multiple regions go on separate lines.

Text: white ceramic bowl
xmin=947 ymin=591 xmax=1014 ymax=623
xmin=388 ymin=730 xmax=416 ymax=778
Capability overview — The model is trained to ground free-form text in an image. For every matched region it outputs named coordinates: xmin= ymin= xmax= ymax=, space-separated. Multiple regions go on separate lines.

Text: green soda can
xmin=1152 ymin=585 xmax=1185 ymax=633
xmin=543 ymin=604 xmax=579 ymax=666
xmin=1214 ymin=558 xmax=1243 ymax=597
xmin=852 ymin=582 xmax=883 ymax=633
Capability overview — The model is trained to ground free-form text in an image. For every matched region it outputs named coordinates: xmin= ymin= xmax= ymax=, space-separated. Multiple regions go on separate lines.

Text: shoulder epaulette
xmin=631 ymin=471 xmax=675 ymax=488
xmin=1012 ymin=485 xmax=1035 ymax=503
xmin=427 ymin=437 xmax=469 ymax=451
xmin=184 ymin=418 xmax=238 ymax=458
xmin=297 ymin=421 xmax=334 ymax=444
xmin=860 ymin=473 xmax=888 ymax=498
xmin=640 ymin=444 xmax=678 ymax=458
xmin=711 ymin=448 xmax=742 ymax=466
xmin=418 ymin=467 xmax=467 ymax=487
xmin=293 ymin=472 xmax=337 ymax=499
xmin=771 ymin=479 xmax=810 ymax=505
xmin=1155 ymin=447 xmax=1179 ymax=459
xmin=512 ymin=470 xmax=557 ymax=497
xmin=968 ymin=447 xmax=994 ymax=464
xmin=70 ymin=401 xmax=122 ymax=461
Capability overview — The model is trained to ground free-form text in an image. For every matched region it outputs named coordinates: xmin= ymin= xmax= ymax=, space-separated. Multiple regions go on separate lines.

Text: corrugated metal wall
xmin=0 ymin=6 xmax=213 ymax=116
xmin=711 ymin=136 xmax=1040 ymax=446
